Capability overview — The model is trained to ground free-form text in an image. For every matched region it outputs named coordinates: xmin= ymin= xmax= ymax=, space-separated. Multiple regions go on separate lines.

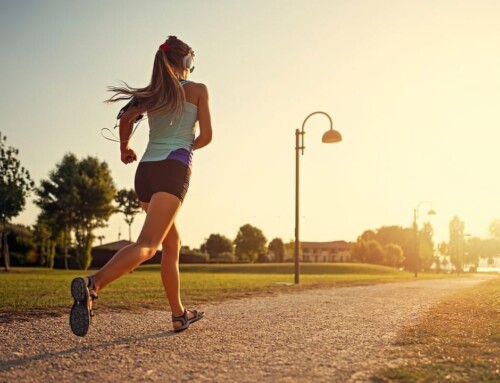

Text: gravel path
xmin=0 ymin=274 xmax=495 ymax=383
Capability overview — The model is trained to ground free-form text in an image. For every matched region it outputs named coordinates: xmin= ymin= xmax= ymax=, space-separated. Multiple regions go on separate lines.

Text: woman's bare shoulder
xmin=184 ymin=82 xmax=208 ymax=99
xmin=185 ymin=81 xmax=208 ymax=92
xmin=184 ymin=81 xmax=209 ymax=103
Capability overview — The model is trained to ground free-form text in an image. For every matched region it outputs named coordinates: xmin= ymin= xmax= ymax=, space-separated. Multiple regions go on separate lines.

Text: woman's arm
xmin=192 ymin=84 xmax=212 ymax=151
xmin=119 ymin=107 xmax=142 ymax=164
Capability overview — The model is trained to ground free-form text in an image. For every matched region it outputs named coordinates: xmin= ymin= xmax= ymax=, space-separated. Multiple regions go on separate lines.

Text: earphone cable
xmin=100 ymin=115 xmax=147 ymax=143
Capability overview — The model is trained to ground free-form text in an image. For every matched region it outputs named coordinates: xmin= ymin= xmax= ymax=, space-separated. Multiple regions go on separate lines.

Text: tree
xmin=376 ymin=226 xmax=416 ymax=271
xmin=487 ymin=257 xmax=495 ymax=267
xmin=201 ymin=234 xmax=233 ymax=261
xmin=437 ymin=242 xmax=448 ymax=257
xmin=73 ymin=156 xmax=116 ymax=269
xmin=115 ymin=188 xmax=142 ymax=241
xmin=441 ymin=257 xmax=449 ymax=270
xmin=217 ymin=252 xmax=235 ymax=262
xmin=490 ymin=219 xmax=500 ymax=239
xmin=33 ymin=216 xmax=55 ymax=268
xmin=365 ymin=240 xmax=385 ymax=264
xmin=437 ymin=241 xmax=449 ymax=272
xmin=350 ymin=237 xmax=367 ymax=263
xmin=374 ymin=226 xmax=405 ymax=246
xmin=284 ymin=240 xmax=302 ymax=262
xmin=352 ymin=227 xmax=412 ymax=269
xmin=351 ymin=237 xmax=386 ymax=265
xmin=36 ymin=154 xmax=116 ymax=270
xmin=268 ymin=238 xmax=285 ymax=262
xmin=449 ymin=216 xmax=465 ymax=274
xmin=419 ymin=222 xmax=435 ymax=271
xmin=464 ymin=236 xmax=482 ymax=272
xmin=3 ymin=223 xmax=36 ymax=266
xmin=234 ymin=224 xmax=267 ymax=262
xmin=385 ymin=243 xmax=404 ymax=268
xmin=36 ymin=154 xmax=79 ymax=269
xmin=480 ymin=238 xmax=500 ymax=267
xmin=354 ymin=226 xmax=416 ymax=271
xmin=360 ymin=230 xmax=376 ymax=242
xmin=0 ymin=133 xmax=35 ymax=271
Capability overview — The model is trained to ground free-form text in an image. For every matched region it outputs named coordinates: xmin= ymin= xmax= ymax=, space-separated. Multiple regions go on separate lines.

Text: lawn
xmin=0 ymin=263 xmax=462 ymax=321
xmin=376 ymin=277 xmax=500 ymax=382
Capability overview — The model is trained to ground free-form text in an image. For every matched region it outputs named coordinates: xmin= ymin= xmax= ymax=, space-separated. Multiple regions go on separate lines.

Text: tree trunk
xmin=128 ymin=223 xmax=132 ymax=242
xmin=82 ymin=232 xmax=94 ymax=270
xmin=0 ymin=226 xmax=3 ymax=269
xmin=63 ymin=228 xmax=69 ymax=270
xmin=64 ymin=247 xmax=69 ymax=269
xmin=75 ymin=226 xmax=94 ymax=270
xmin=48 ymin=241 xmax=56 ymax=269
xmin=2 ymin=227 xmax=11 ymax=272
xmin=44 ymin=238 xmax=51 ymax=268
xmin=1 ymin=218 xmax=11 ymax=272
xmin=74 ymin=226 xmax=85 ymax=270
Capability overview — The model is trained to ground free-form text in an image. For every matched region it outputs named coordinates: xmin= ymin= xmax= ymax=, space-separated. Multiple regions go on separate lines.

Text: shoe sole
xmin=69 ymin=277 xmax=90 ymax=337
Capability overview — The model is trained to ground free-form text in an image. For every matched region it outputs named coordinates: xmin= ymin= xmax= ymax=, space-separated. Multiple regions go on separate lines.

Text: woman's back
xmin=141 ymin=80 xmax=210 ymax=163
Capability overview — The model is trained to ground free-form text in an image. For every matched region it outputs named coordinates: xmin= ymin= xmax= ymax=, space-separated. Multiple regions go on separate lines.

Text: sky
xmin=1 ymin=0 xmax=499 ymax=249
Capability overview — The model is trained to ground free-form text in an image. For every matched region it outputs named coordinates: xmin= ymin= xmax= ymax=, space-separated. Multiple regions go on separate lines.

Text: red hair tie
xmin=159 ymin=43 xmax=170 ymax=53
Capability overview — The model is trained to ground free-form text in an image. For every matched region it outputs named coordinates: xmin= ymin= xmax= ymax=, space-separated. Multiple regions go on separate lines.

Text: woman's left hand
xmin=121 ymin=148 xmax=137 ymax=164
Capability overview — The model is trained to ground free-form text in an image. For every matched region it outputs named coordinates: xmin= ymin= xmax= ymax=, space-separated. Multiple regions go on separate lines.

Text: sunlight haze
xmin=1 ymin=0 xmax=499 ymax=248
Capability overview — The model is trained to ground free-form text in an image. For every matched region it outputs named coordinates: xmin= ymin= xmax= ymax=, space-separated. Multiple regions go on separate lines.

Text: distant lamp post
xmin=295 ymin=111 xmax=342 ymax=285
xmin=413 ymin=201 xmax=436 ymax=277
xmin=462 ymin=233 xmax=471 ymax=274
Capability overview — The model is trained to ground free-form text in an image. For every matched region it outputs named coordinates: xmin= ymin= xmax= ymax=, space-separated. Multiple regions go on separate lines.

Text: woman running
xmin=69 ymin=35 xmax=212 ymax=337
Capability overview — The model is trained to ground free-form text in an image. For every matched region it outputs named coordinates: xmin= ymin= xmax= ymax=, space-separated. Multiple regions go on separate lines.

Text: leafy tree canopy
xmin=115 ymin=188 xmax=142 ymax=241
xmin=36 ymin=153 xmax=116 ymax=269
xmin=0 ymin=133 xmax=35 ymax=222
xmin=234 ymin=224 xmax=267 ymax=262
xmin=115 ymin=189 xmax=142 ymax=224
xmin=201 ymin=233 xmax=233 ymax=261
xmin=490 ymin=219 xmax=500 ymax=239
xmin=0 ymin=133 xmax=35 ymax=270
xmin=268 ymin=238 xmax=285 ymax=262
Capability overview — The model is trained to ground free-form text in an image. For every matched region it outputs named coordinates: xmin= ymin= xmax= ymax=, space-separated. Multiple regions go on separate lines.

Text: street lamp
xmin=413 ymin=201 xmax=436 ymax=277
xmin=294 ymin=111 xmax=342 ymax=285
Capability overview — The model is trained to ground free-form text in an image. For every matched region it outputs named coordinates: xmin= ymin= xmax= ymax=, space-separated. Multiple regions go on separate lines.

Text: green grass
xmin=376 ymin=277 xmax=500 ymax=383
xmin=0 ymin=263 xmax=462 ymax=321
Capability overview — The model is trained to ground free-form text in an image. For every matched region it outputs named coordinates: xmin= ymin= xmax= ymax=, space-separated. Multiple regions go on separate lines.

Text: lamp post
xmin=413 ymin=201 xmax=436 ymax=277
xmin=449 ymin=217 xmax=466 ymax=274
xmin=462 ymin=233 xmax=471 ymax=273
xmin=294 ymin=111 xmax=342 ymax=285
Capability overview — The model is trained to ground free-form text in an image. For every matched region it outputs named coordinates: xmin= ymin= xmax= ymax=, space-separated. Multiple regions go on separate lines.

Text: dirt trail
xmin=0 ymin=274 xmax=495 ymax=383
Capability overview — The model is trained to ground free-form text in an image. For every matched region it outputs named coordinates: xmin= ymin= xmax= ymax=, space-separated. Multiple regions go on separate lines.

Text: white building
xmin=300 ymin=241 xmax=352 ymax=263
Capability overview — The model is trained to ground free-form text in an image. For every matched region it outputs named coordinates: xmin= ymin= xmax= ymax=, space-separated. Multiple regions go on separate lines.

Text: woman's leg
xmin=161 ymin=224 xmax=197 ymax=329
xmin=161 ymin=224 xmax=182 ymax=312
xmin=92 ymin=192 xmax=181 ymax=293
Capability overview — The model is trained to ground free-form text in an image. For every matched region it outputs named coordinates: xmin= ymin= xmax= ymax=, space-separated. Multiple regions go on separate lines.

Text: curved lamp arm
xmin=414 ymin=200 xmax=436 ymax=222
xmin=302 ymin=111 xmax=333 ymax=132
xmin=297 ymin=111 xmax=340 ymax=155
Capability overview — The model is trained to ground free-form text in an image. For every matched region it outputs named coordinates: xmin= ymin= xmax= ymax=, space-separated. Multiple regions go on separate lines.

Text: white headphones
xmin=183 ymin=55 xmax=195 ymax=73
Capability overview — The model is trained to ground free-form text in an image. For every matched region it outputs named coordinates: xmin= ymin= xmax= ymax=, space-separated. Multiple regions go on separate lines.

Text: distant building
xmin=90 ymin=240 xmax=208 ymax=269
xmin=301 ymin=241 xmax=352 ymax=263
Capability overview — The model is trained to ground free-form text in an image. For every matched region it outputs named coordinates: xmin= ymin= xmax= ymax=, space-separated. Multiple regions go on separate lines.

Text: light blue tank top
xmin=140 ymin=81 xmax=197 ymax=165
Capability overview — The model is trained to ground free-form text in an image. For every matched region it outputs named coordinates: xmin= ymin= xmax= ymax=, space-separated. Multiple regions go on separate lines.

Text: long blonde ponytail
xmin=106 ymin=36 xmax=193 ymax=120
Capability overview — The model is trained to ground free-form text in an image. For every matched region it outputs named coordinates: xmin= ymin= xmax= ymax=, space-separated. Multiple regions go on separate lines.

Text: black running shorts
xmin=134 ymin=159 xmax=191 ymax=203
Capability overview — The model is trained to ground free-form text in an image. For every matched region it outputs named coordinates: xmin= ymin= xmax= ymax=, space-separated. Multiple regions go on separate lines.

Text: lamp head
xmin=322 ymin=129 xmax=342 ymax=143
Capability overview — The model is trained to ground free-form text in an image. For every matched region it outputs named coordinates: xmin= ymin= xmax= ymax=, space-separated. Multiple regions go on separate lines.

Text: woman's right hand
xmin=121 ymin=147 xmax=137 ymax=164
